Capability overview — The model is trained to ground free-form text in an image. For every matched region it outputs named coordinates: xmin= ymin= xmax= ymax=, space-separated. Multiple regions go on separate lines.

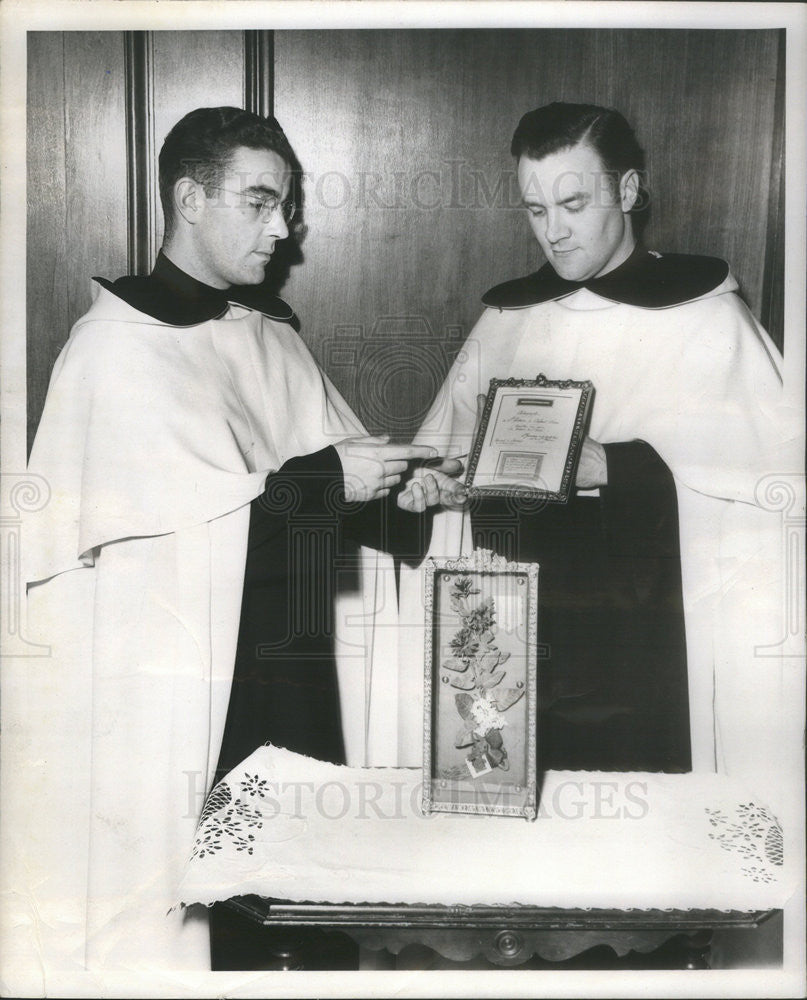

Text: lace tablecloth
xmin=176 ymin=745 xmax=792 ymax=912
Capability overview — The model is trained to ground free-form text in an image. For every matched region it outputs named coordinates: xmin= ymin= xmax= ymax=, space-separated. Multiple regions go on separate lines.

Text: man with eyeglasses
xmin=24 ymin=107 xmax=460 ymax=973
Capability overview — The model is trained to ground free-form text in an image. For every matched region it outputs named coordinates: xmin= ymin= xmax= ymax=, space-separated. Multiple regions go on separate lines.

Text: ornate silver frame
xmin=465 ymin=374 xmax=595 ymax=503
xmin=422 ymin=549 xmax=539 ymax=820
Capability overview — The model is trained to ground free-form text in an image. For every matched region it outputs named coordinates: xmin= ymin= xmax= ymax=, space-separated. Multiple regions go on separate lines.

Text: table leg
xmin=681 ymin=930 xmax=712 ymax=970
xmin=211 ymin=903 xmax=359 ymax=970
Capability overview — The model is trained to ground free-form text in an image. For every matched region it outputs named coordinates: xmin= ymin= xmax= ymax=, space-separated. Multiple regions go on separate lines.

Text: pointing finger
xmin=346 ymin=434 xmax=389 ymax=444
xmin=378 ymin=444 xmax=439 ymax=462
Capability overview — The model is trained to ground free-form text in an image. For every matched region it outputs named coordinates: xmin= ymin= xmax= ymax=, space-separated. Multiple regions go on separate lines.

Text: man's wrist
xmin=592 ymin=440 xmax=608 ymax=486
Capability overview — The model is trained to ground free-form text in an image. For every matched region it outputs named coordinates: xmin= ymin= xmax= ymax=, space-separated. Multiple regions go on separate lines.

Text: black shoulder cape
xmin=93 ymin=250 xmax=295 ymax=326
xmin=482 ymin=246 xmax=730 ymax=310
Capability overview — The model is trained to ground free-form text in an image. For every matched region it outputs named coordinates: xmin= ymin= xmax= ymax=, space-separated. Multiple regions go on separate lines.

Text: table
xmin=223 ymin=896 xmax=781 ymax=969
xmin=178 ymin=745 xmax=792 ymax=970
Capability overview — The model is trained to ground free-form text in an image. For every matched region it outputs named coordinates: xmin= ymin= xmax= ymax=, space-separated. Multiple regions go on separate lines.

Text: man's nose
xmin=265 ymin=205 xmax=289 ymax=239
xmin=544 ymin=210 xmax=570 ymax=244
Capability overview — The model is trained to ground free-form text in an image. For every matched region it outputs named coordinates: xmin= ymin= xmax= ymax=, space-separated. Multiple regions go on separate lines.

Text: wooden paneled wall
xmin=26 ymin=30 xmax=249 ymax=451
xmin=27 ymin=32 xmax=129 ymax=452
xmin=274 ymin=28 xmax=784 ymax=437
xmin=27 ymin=29 xmax=784 ymax=452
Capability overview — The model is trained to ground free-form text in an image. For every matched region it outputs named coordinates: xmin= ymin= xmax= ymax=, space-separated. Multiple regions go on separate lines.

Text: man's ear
xmin=619 ymin=169 xmax=640 ymax=213
xmin=174 ymin=177 xmax=204 ymax=226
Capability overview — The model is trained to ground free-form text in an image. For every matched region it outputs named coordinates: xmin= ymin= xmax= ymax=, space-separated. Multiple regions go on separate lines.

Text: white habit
xmin=398 ymin=261 xmax=798 ymax=818
xmin=6 ymin=282 xmax=395 ymax=977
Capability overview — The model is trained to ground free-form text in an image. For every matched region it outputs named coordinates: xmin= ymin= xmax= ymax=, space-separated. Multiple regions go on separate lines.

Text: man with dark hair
xmin=510 ymin=102 xmax=650 ymax=227
xmin=157 ymin=106 xmax=301 ymax=241
xmin=400 ymin=102 xmax=783 ymax=779
xmin=22 ymin=106 xmax=456 ymax=972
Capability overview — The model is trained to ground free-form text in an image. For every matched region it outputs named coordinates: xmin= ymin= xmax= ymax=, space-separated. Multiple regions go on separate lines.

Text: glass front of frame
xmin=422 ymin=552 xmax=539 ymax=820
xmin=466 ymin=375 xmax=594 ymax=502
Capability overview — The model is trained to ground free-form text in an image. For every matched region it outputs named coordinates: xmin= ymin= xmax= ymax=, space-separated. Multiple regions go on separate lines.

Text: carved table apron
xmin=223 ymin=897 xmax=779 ymax=968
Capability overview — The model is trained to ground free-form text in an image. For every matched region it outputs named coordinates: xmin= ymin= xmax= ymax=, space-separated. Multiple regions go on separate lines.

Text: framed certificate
xmin=465 ymin=375 xmax=594 ymax=502
xmin=422 ymin=549 xmax=539 ymax=821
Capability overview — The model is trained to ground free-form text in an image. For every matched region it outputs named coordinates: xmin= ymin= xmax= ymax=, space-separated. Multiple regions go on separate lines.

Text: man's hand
xmin=575 ymin=436 xmax=608 ymax=489
xmin=396 ymin=393 xmax=487 ymax=512
xmin=397 ymin=462 xmax=467 ymax=512
xmin=334 ymin=436 xmax=439 ymax=502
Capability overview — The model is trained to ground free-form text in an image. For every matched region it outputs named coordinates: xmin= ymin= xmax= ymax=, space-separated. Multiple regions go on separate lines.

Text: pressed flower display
xmin=422 ymin=549 xmax=539 ymax=819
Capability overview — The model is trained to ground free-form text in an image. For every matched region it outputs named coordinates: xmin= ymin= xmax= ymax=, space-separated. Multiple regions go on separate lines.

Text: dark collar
xmin=482 ymin=246 xmax=730 ymax=310
xmin=94 ymin=251 xmax=295 ymax=326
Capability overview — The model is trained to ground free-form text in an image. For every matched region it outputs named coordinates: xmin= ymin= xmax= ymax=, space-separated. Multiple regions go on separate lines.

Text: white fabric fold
xmin=25 ymin=286 xmax=370 ymax=581
xmin=176 ymin=744 xmax=796 ymax=913
xmin=13 ymin=287 xmax=397 ymax=973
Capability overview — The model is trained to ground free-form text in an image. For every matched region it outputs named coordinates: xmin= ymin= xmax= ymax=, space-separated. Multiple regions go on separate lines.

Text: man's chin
xmin=551 ymin=259 xmax=599 ymax=283
xmin=235 ymin=262 xmax=270 ymax=285
xmin=553 ymin=265 xmax=584 ymax=282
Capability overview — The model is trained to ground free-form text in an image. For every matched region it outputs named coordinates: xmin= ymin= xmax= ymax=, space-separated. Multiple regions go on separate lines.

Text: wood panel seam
xmin=244 ymin=30 xmax=274 ymax=119
xmin=124 ymin=31 xmax=158 ymax=275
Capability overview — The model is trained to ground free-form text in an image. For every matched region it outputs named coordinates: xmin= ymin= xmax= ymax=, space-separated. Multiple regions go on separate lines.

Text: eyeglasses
xmin=204 ymin=185 xmax=296 ymax=224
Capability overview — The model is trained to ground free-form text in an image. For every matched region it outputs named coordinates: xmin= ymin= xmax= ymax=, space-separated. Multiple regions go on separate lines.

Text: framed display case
xmin=422 ymin=549 xmax=539 ymax=820
xmin=465 ymin=375 xmax=594 ymax=503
